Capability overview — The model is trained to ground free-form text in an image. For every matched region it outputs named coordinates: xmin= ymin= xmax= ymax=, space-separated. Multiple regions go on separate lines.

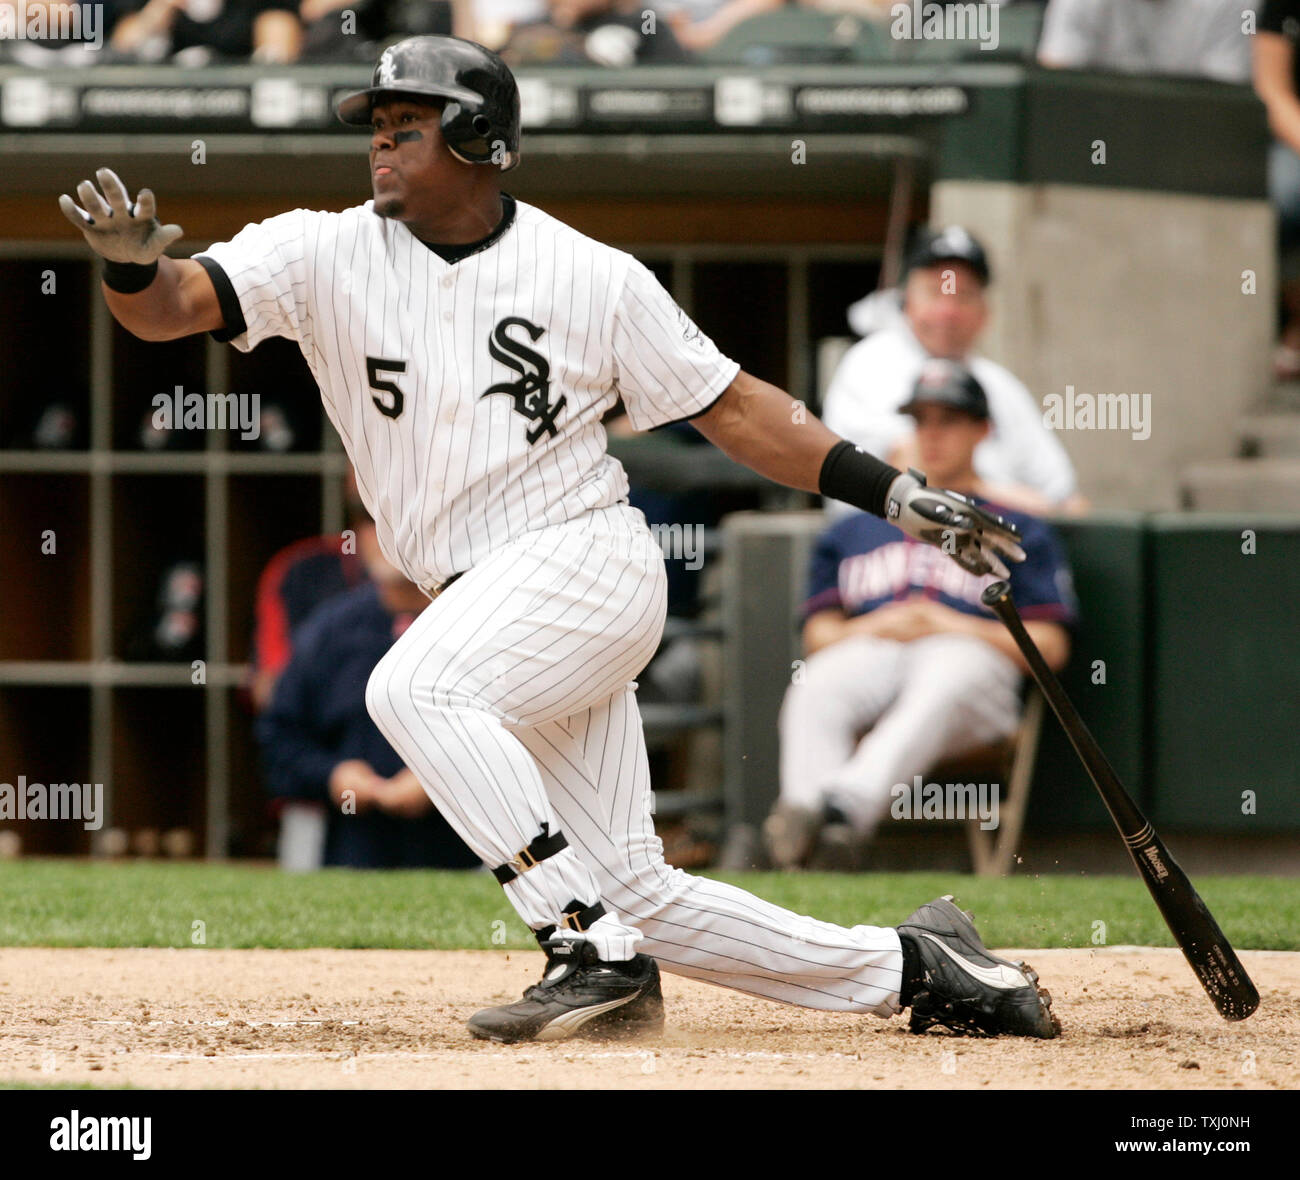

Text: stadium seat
xmin=698 ymin=10 xmax=894 ymax=67
xmin=928 ymin=685 xmax=1045 ymax=876
xmin=888 ymin=3 xmax=1044 ymax=63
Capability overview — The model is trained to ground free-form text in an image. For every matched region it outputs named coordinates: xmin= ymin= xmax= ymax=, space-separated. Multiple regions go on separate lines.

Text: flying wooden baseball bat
xmin=980 ymin=580 xmax=1259 ymax=1022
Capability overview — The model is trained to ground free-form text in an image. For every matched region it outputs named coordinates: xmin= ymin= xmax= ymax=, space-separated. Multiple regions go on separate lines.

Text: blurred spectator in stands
xmin=297 ymin=0 xmax=452 ymax=62
xmin=1253 ymin=2 xmax=1300 ymax=379
xmin=658 ymin=0 xmax=782 ymax=53
xmin=297 ymin=0 xmax=383 ymax=60
xmin=796 ymin=0 xmax=888 ymax=12
xmin=503 ymin=0 xmax=687 ymax=64
xmin=823 ymin=226 xmax=1086 ymax=517
xmin=468 ymin=0 xmax=545 ymax=48
xmin=249 ymin=468 xmax=371 ymax=711
xmin=110 ymin=0 xmax=301 ymax=63
xmin=1038 ymin=0 xmax=1254 ymax=82
xmin=257 ymin=530 xmax=480 ymax=869
xmin=765 ymin=360 xmax=1075 ymax=869
xmin=0 ymin=0 xmax=125 ymax=64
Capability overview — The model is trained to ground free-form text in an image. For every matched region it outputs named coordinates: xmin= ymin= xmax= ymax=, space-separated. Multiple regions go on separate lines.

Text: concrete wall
xmin=931 ymin=181 xmax=1275 ymax=510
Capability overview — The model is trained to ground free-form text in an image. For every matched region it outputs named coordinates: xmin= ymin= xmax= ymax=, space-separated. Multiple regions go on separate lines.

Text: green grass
xmin=0 ymin=861 xmax=1294 ymax=951
xmin=0 ymin=1081 xmax=135 ymax=1090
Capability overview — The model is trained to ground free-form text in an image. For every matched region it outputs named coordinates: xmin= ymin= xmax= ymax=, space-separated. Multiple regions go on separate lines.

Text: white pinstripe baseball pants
xmin=365 ymin=503 xmax=902 ymax=1014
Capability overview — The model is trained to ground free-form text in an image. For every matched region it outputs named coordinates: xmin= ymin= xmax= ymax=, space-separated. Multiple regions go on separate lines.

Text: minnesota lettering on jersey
xmin=841 ymin=541 xmax=990 ymax=610
xmin=482 ymin=315 xmax=566 ymax=444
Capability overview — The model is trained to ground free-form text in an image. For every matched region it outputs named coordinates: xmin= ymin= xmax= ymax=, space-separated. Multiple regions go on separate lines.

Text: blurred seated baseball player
xmin=249 ymin=469 xmax=372 ymax=711
xmin=256 ymin=536 xmax=479 ymax=869
xmin=766 ymin=360 xmax=1076 ymax=870
xmin=825 ymin=226 xmax=1087 ymax=518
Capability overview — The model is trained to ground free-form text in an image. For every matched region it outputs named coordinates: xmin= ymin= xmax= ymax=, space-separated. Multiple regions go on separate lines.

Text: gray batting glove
xmin=58 ymin=167 xmax=183 ymax=264
xmin=886 ymin=468 xmax=1026 ymax=579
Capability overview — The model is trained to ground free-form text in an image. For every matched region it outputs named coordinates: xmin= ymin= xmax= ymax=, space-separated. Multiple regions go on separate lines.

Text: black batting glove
xmin=58 ymin=167 xmax=183 ymax=265
xmin=885 ymin=469 xmax=1026 ymax=579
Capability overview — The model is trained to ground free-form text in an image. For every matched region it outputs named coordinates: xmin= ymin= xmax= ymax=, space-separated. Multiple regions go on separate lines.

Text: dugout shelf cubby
xmin=693 ymin=261 xmax=789 ymax=390
xmin=110 ymin=686 xmax=207 ymax=838
xmin=110 ymin=322 xmax=209 ymax=453
xmin=226 ymin=337 xmax=325 ymax=454
xmin=0 ymin=471 xmax=92 ymax=662
xmin=0 ymin=257 xmax=93 ymax=452
xmin=0 ymin=685 xmax=93 ymax=856
xmin=110 ymin=474 xmax=206 ymax=664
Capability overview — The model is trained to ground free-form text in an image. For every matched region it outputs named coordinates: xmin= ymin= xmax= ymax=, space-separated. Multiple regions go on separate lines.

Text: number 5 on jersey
xmin=367 ymin=356 xmax=407 ymax=419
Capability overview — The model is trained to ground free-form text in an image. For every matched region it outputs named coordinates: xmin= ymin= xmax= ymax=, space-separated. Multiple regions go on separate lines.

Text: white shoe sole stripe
xmin=916 ymin=932 xmax=1032 ymax=989
xmin=534 ymin=995 xmax=639 ymax=1042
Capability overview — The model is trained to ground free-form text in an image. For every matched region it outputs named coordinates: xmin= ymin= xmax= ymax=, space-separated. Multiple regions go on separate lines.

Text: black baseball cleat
xmin=467 ymin=938 xmax=664 ymax=1044
xmin=897 ymin=895 xmax=1060 ymax=1039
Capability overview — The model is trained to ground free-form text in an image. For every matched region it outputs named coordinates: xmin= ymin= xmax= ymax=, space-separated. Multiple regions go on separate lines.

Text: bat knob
xmin=981 ymin=580 xmax=1010 ymax=606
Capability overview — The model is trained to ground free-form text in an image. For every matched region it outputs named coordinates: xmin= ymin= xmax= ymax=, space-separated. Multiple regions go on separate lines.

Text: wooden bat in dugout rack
xmin=980 ymin=581 xmax=1259 ymax=1022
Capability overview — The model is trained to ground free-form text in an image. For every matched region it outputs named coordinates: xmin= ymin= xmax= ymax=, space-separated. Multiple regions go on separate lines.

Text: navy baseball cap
xmin=900 ymin=359 xmax=990 ymax=420
xmin=904 ymin=226 xmax=991 ymax=286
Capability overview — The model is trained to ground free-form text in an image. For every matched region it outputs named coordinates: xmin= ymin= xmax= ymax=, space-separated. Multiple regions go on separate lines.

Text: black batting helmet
xmin=337 ymin=36 xmax=521 ymax=172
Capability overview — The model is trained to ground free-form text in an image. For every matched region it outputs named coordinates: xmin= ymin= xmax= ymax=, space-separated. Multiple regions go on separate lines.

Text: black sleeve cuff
xmin=193 ymin=254 xmax=248 ymax=344
xmin=651 ymin=384 xmax=728 ymax=432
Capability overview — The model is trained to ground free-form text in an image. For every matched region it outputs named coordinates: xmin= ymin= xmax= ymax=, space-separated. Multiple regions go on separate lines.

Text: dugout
xmin=0 ymin=59 xmax=1287 ymax=860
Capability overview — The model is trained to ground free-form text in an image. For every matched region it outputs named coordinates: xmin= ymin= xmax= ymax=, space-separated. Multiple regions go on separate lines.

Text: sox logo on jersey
xmin=483 ymin=316 xmax=566 ymax=444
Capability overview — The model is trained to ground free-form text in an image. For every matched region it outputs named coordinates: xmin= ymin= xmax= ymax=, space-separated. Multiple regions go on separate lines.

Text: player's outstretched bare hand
xmin=886 ymin=468 xmax=1025 ymax=579
xmin=58 ymin=167 xmax=184 ymax=264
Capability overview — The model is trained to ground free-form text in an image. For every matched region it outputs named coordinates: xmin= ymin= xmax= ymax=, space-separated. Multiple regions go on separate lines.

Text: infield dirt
xmin=1 ymin=947 xmax=1295 ymax=1089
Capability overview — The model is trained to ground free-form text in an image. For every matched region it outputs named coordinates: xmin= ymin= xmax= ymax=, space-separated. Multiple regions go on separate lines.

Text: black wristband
xmin=817 ymin=439 xmax=901 ymax=518
xmin=102 ymin=259 xmax=159 ymax=294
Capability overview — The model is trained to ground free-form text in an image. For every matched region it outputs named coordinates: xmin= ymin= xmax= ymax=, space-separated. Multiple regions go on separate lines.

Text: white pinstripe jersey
xmin=196 ymin=198 xmax=740 ymax=586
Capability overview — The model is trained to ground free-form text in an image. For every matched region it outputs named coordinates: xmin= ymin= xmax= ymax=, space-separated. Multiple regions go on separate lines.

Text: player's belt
xmin=421 ymin=570 xmax=465 ymax=601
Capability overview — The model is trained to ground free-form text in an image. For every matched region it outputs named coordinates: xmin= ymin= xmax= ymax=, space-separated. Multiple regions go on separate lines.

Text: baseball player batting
xmin=60 ymin=36 xmax=1058 ymax=1043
